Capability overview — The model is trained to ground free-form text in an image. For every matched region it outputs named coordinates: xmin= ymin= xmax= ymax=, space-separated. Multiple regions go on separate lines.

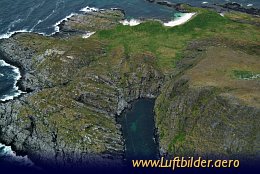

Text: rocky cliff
xmin=155 ymin=43 xmax=260 ymax=162
xmin=0 ymin=9 xmax=164 ymax=168
xmin=0 ymin=6 xmax=259 ymax=169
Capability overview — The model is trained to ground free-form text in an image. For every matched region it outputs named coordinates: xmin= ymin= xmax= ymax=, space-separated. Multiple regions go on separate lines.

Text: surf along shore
xmin=0 ymin=1 xmax=259 ymax=170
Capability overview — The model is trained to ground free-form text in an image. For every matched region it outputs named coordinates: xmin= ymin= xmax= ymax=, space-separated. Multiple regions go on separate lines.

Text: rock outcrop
xmin=0 ymin=10 xmax=164 ymax=168
xmin=155 ymin=43 xmax=260 ymax=162
xmin=0 ymin=6 xmax=259 ymax=169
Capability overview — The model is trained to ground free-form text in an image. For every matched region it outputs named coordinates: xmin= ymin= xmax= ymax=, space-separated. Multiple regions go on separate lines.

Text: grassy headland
xmin=1 ymin=6 xmax=259 ymax=164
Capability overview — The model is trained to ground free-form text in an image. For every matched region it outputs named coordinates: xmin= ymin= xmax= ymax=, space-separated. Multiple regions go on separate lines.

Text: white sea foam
xmin=0 ymin=29 xmax=29 ymax=39
xmin=0 ymin=60 xmax=10 ymax=66
xmin=0 ymin=60 xmax=24 ymax=102
xmin=202 ymin=2 xmax=208 ymax=4
xmin=82 ymin=32 xmax=96 ymax=39
xmin=111 ymin=8 xmax=121 ymax=11
xmin=30 ymin=0 xmax=64 ymax=32
xmin=53 ymin=13 xmax=78 ymax=33
xmin=0 ymin=143 xmax=34 ymax=167
xmin=120 ymin=19 xmax=142 ymax=26
xmin=80 ymin=6 xmax=99 ymax=13
xmin=0 ymin=93 xmax=21 ymax=101
xmin=163 ymin=13 xmax=196 ymax=27
xmin=247 ymin=4 xmax=253 ymax=7
xmin=0 ymin=13 xmax=77 ymax=39
xmin=0 ymin=8 xmax=196 ymax=102
xmin=0 ymin=8 xmax=88 ymax=102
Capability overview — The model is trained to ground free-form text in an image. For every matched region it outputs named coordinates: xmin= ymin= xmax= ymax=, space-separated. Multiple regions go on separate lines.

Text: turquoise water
xmin=118 ymin=99 xmax=158 ymax=160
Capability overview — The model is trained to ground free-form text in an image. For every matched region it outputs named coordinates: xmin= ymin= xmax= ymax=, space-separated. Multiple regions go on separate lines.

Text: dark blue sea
xmin=0 ymin=0 xmax=259 ymax=171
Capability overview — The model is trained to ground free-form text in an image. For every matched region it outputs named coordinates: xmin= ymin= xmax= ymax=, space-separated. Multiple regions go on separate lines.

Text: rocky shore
xmin=146 ymin=0 xmax=260 ymax=15
xmin=0 ymin=9 xmax=164 ymax=168
xmin=0 ymin=4 xmax=259 ymax=169
xmin=219 ymin=2 xmax=260 ymax=15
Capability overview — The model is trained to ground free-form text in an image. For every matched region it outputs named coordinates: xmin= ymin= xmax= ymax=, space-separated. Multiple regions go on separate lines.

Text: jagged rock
xmin=0 ymin=9 xmax=164 ymax=169
xmin=0 ymin=7 xmax=259 ymax=170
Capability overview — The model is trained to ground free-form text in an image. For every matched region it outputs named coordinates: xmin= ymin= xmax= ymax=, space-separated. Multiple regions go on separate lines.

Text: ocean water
xmin=167 ymin=0 xmax=260 ymax=7
xmin=0 ymin=143 xmax=34 ymax=167
xmin=0 ymin=0 xmax=259 ymax=168
xmin=0 ymin=0 xmax=259 ymax=37
xmin=118 ymin=99 xmax=158 ymax=160
xmin=0 ymin=59 xmax=23 ymax=101
xmin=0 ymin=0 xmax=259 ymax=102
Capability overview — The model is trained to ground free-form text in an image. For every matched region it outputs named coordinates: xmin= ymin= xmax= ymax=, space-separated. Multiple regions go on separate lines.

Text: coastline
xmin=0 ymin=4 xmax=195 ymax=102
xmin=0 ymin=1 xmax=259 ymax=170
xmin=3 ymin=1 xmax=249 ymax=101
xmin=120 ymin=19 xmax=142 ymax=26
xmin=0 ymin=6 xmax=102 ymax=102
xmin=0 ymin=143 xmax=34 ymax=167
xmin=0 ymin=60 xmax=23 ymax=102
xmin=163 ymin=12 xmax=196 ymax=27
xmin=119 ymin=12 xmax=196 ymax=27
xmin=0 ymin=52 xmax=25 ymax=102
xmin=0 ymin=2 xmax=259 ymax=40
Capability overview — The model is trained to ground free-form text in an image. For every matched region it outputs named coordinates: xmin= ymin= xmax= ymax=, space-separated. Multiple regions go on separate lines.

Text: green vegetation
xmin=233 ymin=70 xmax=260 ymax=80
xmin=11 ymin=7 xmax=260 ymax=157
xmin=92 ymin=10 xmax=259 ymax=73
xmin=168 ymin=132 xmax=186 ymax=153
xmin=225 ymin=11 xmax=260 ymax=25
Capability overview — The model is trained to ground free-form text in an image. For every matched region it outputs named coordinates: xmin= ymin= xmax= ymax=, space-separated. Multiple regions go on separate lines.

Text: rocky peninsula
xmin=0 ymin=4 xmax=259 ymax=169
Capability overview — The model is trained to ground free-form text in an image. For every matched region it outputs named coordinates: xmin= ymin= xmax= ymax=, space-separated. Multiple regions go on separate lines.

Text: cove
xmin=118 ymin=98 xmax=159 ymax=160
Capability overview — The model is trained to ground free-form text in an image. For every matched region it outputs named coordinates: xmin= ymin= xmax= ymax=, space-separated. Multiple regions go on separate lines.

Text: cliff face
xmin=0 ymin=35 xmax=123 ymax=168
xmin=155 ymin=45 xmax=260 ymax=161
xmin=156 ymin=79 xmax=259 ymax=160
xmin=0 ymin=10 xmax=164 ymax=168
xmin=0 ymin=7 xmax=259 ymax=168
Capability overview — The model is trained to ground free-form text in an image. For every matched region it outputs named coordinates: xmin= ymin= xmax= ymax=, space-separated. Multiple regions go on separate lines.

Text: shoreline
xmin=0 ymin=1 xmax=259 ymax=102
xmin=0 ymin=6 xmax=102 ymax=103
xmin=0 ymin=60 xmax=23 ymax=102
xmin=0 ymin=2 xmax=259 ymax=39
xmin=146 ymin=0 xmax=260 ymax=15
xmin=0 ymin=1 xmax=258 ymax=170
xmin=0 ymin=55 xmax=25 ymax=103
xmin=0 ymin=143 xmax=34 ymax=167
xmin=119 ymin=12 xmax=196 ymax=27
xmin=120 ymin=19 xmax=142 ymax=26
xmin=163 ymin=12 xmax=196 ymax=27
xmin=0 ymin=5 xmax=194 ymax=103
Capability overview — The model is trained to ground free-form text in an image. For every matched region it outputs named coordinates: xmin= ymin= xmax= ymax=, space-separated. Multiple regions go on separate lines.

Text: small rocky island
xmin=0 ymin=3 xmax=259 ymax=169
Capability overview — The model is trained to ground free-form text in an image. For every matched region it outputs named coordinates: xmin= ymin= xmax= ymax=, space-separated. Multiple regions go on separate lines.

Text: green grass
xmin=16 ymin=10 xmax=260 ymax=75
xmin=168 ymin=132 xmax=186 ymax=153
xmin=13 ymin=8 xmax=260 ymax=155
xmin=94 ymin=10 xmax=259 ymax=73
xmin=233 ymin=70 xmax=260 ymax=80
xmin=225 ymin=11 xmax=260 ymax=25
